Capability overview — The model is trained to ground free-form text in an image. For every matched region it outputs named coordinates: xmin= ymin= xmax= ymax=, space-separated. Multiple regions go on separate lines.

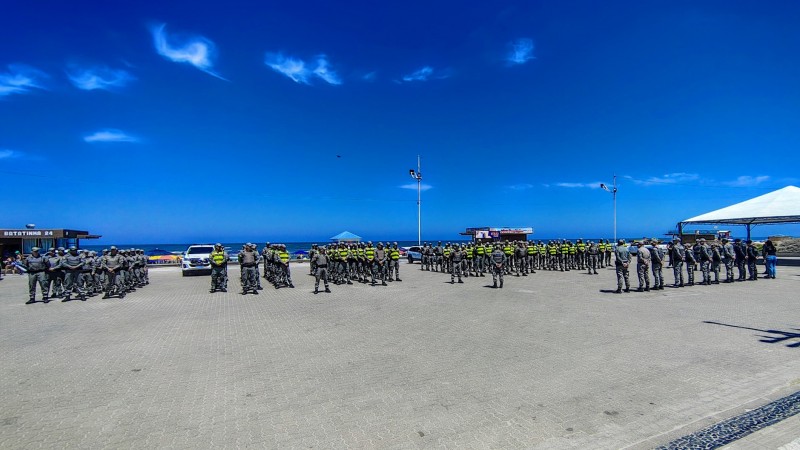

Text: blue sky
xmin=2 ymin=0 xmax=799 ymax=243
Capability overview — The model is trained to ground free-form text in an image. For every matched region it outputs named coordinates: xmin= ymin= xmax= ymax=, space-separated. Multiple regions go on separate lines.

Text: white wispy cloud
xmin=507 ymin=38 xmax=535 ymax=65
xmin=508 ymin=183 xmax=535 ymax=190
xmin=67 ymin=65 xmax=135 ymax=91
xmin=401 ymin=66 xmax=434 ymax=82
xmin=555 ymin=182 xmax=604 ymax=189
xmin=264 ymin=53 xmax=342 ymax=85
xmin=265 ymin=53 xmax=309 ymax=83
xmin=0 ymin=64 xmax=48 ymax=97
xmin=151 ymin=23 xmax=226 ymax=80
xmin=312 ymin=56 xmax=341 ymax=85
xmin=399 ymin=183 xmax=433 ymax=191
xmin=83 ymin=129 xmax=138 ymax=143
xmin=625 ymin=173 xmax=700 ymax=186
xmin=0 ymin=149 xmax=20 ymax=159
xmin=362 ymin=71 xmax=377 ymax=82
xmin=723 ymin=175 xmax=770 ymax=187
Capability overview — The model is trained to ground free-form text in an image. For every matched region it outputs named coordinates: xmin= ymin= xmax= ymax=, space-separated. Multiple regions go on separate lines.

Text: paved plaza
xmin=1 ymin=261 xmax=799 ymax=448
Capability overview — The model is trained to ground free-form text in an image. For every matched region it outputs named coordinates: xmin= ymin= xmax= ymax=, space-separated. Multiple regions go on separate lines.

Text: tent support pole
xmin=746 ymin=224 xmax=751 ymax=241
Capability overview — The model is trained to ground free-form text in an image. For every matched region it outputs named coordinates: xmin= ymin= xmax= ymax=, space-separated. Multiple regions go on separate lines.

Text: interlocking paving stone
xmin=656 ymin=391 xmax=800 ymax=449
xmin=1 ymin=262 xmax=799 ymax=448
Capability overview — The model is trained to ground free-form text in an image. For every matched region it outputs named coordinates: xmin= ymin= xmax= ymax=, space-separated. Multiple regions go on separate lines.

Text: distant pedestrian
xmin=763 ymin=239 xmax=777 ymax=279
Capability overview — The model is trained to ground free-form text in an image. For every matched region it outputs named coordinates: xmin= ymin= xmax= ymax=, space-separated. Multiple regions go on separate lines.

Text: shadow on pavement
xmin=703 ymin=321 xmax=800 ymax=348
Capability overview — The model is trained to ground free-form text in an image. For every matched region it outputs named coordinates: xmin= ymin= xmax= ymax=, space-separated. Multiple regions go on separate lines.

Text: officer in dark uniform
xmin=733 ymin=238 xmax=746 ymax=281
xmin=23 ymin=247 xmax=49 ymax=304
xmin=746 ymin=240 xmax=759 ymax=280
xmin=670 ymin=239 xmax=685 ymax=287
xmin=587 ymin=241 xmax=599 ymax=275
xmin=489 ymin=245 xmax=506 ymax=288
xmin=61 ymin=246 xmax=86 ymax=301
xmin=373 ymin=242 xmax=388 ymax=286
xmin=650 ymin=239 xmax=664 ymax=290
xmin=614 ymin=239 xmax=631 ymax=293
xmin=238 ymin=243 xmax=259 ymax=294
xmin=721 ymin=238 xmax=736 ymax=283
xmin=46 ymin=247 xmax=65 ymax=298
xmin=450 ymin=245 xmax=464 ymax=284
xmin=684 ymin=242 xmax=697 ymax=286
xmin=312 ymin=246 xmax=331 ymax=294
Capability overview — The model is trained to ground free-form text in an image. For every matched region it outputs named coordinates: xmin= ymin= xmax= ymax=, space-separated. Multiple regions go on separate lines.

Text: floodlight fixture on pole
xmin=600 ymin=175 xmax=618 ymax=243
xmin=409 ymin=156 xmax=422 ymax=245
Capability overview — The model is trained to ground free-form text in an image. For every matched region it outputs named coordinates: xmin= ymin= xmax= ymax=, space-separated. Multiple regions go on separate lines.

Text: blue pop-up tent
xmin=330 ymin=231 xmax=362 ymax=242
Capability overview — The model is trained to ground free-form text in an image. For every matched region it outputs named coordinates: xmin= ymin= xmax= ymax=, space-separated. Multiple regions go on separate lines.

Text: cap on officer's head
xmin=31 ymin=246 xmax=40 ymax=252
xmin=110 ymin=246 xmax=117 ymax=250
xmin=69 ymin=246 xmax=77 ymax=251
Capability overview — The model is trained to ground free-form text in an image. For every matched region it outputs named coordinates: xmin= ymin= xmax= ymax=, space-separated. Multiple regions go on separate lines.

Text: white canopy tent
xmin=679 ymin=186 xmax=800 ymax=240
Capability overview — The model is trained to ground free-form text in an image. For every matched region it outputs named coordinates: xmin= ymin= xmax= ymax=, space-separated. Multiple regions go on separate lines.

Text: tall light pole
xmin=600 ymin=175 xmax=618 ymax=243
xmin=409 ymin=156 xmax=422 ymax=245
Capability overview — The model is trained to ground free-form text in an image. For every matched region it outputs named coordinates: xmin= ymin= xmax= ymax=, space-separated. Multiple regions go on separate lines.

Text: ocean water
xmin=80 ymin=240 xmax=466 ymax=256
xmin=80 ymin=235 xmax=772 ymax=256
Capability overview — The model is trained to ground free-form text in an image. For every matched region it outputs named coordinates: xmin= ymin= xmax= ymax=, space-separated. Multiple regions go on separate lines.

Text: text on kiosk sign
xmin=3 ymin=230 xmax=55 ymax=237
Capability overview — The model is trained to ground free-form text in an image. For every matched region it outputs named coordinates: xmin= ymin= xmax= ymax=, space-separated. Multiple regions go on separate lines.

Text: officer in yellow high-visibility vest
xmin=209 ymin=243 xmax=228 ymax=293
xmin=276 ymin=244 xmax=294 ymax=288
xmin=503 ymin=242 xmax=514 ymax=274
xmin=388 ymin=242 xmax=402 ymax=282
xmin=338 ymin=244 xmax=352 ymax=285
xmin=526 ymin=241 xmax=536 ymax=275
xmin=364 ymin=242 xmax=376 ymax=284
xmin=474 ymin=242 xmax=485 ymax=276
xmin=576 ymin=239 xmax=587 ymax=270
xmin=464 ymin=244 xmax=474 ymax=276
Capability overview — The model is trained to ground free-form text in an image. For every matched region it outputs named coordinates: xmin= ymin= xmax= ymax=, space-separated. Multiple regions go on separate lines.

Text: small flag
xmin=600 ymin=183 xmax=611 ymax=192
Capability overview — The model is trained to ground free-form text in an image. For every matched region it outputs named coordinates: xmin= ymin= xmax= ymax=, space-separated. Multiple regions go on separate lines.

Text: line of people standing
xmin=613 ymin=237 xmax=767 ymax=293
xmin=20 ymin=246 xmax=148 ymax=303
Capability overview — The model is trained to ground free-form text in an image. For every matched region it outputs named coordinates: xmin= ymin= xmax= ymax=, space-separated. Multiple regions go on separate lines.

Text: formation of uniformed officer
xmin=21 ymin=245 xmax=149 ymax=303
xmin=621 ymin=237 xmax=764 ymax=292
xmin=260 ymin=243 xmax=294 ymax=289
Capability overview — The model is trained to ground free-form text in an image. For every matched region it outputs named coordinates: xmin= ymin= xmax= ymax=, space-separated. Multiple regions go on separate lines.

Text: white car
xmin=181 ymin=244 xmax=215 ymax=276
